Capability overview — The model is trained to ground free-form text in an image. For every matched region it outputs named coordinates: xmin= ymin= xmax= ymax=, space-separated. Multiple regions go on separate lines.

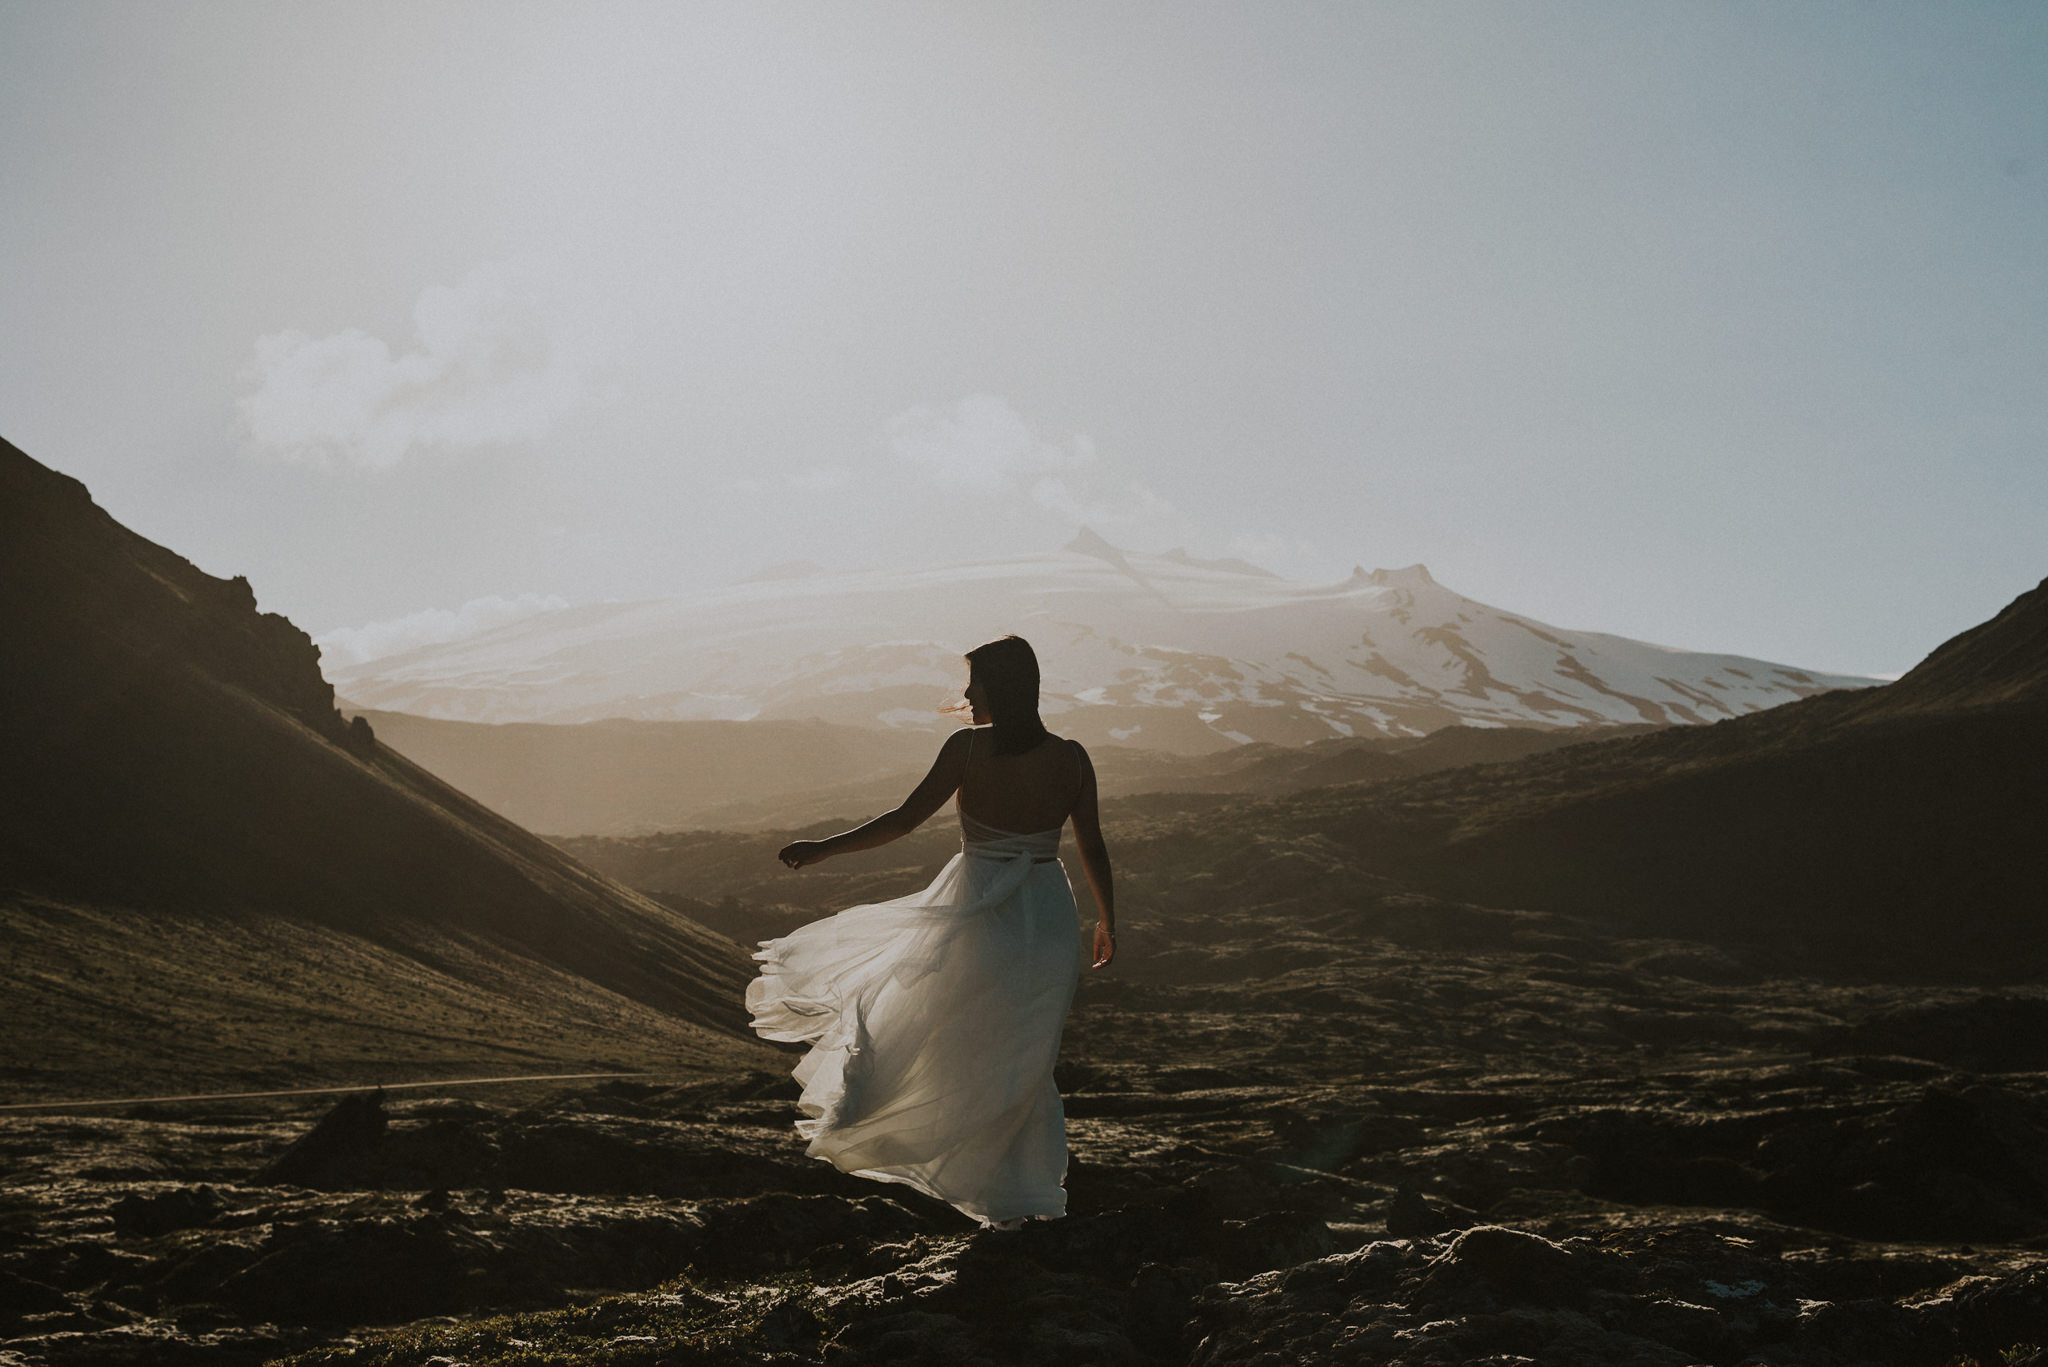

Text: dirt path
xmin=0 ymin=1071 xmax=653 ymax=1112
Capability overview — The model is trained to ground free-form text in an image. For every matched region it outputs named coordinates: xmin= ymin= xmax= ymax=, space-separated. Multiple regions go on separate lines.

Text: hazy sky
xmin=3 ymin=2 xmax=2043 ymax=677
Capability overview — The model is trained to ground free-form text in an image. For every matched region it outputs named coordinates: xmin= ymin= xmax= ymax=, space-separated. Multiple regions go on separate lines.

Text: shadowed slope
xmin=0 ymin=438 xmax=764 ymax=1097
xmin=1841 ymin=576 xmax=2048 ymax=717
xmin=1276 ymin=578 xmax=2048 ymax=979
xmin=345 ymin=709 xmax=941 ymax=836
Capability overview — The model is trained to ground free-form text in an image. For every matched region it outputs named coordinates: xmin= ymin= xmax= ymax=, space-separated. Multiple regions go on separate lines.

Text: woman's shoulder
xmin=940 ymin=725 xmax=999 ymax=762
xmin=1044 ymin=733 xmax=1091 ymax=776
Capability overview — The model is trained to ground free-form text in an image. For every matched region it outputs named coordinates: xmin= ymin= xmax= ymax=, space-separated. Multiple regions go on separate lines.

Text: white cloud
xmin=877 ymin=394 xmax=1184 ymax=542
xmin=315 ymin=592 xmax=570 ymax=669
xmin=1028 ymin=474 xmax=1173 ymax=532
xmin=883 ymin=394 xmax=1093 ymax=492
xmin=238 ymin=264 xmax=586 ymax=470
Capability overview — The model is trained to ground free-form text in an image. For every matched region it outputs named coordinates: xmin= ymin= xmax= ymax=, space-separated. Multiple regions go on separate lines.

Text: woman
xmin=746 ymin=635 xmax=1115 ymax=1229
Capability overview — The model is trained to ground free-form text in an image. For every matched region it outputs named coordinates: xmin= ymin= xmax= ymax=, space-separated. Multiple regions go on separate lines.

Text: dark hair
xmin=966 ymin=635 xmax=1050 ymax=755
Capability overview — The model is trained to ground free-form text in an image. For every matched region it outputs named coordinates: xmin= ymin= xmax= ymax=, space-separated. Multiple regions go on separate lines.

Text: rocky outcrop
xmin=1184 ymin=1222 xmax=2039 ymax=1366
xmin=0 ymin=440 xmax=344 ymax=743
xmin=257 ymin=1092 xmax=391 ymax=1187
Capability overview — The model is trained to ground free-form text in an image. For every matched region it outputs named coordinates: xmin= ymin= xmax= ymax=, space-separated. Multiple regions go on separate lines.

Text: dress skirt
xmin=746 ymin=841 xmax=1084 ymax=1224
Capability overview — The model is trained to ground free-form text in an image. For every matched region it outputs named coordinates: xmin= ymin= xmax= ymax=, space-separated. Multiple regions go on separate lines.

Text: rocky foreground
xmin=8 ymin=884 xmax=2048 ymax=1367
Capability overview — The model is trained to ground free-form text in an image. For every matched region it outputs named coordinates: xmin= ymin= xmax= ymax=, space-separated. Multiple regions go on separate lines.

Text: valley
xmin=10 ymin=858 xmax=2048 ymax=1364
xmin=6 ymin=436 xmax=2045 ymax=1366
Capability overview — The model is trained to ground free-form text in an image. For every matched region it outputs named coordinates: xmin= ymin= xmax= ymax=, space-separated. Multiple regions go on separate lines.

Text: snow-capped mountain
xmin=324 ymin=531 xmax=1879 ymax=752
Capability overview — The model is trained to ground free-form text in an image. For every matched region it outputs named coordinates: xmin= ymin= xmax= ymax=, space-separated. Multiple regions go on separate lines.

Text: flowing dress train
xmin=745 ymin=813 xmax=1084 ymax=1224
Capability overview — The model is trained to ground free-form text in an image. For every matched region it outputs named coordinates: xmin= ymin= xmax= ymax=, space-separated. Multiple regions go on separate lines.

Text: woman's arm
xmin=777 ymin=728 xmax=972 ymax=870
xmin=1067 ymin=741 xmax=1117 ymax=968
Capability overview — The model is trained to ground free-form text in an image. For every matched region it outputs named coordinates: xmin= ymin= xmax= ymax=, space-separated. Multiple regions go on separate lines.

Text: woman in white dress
xmin=746 ymin=635 xmax=1116 ymax=1228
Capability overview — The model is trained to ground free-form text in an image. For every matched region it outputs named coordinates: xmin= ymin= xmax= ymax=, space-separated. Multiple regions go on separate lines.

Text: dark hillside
xmin=0 ymin=437 xmax=764 ymax=1098
xmin=346 ymin=709 xmax=941 ymax=836
xmin=1840 ymin=575 xmax=2048 ymax=717
xmin=1275 ymin=578 xmax=2048 ymax=978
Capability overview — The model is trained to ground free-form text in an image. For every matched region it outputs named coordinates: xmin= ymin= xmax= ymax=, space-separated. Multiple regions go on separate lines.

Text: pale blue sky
xmin=3 ymin=2 xmax=2043 ymax=677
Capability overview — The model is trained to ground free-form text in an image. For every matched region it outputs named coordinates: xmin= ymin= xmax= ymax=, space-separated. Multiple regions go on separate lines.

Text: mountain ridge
xmin=325 ymin=533 xmax=1877 ymax=749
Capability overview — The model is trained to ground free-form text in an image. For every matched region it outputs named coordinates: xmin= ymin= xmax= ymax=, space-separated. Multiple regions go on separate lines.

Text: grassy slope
xmin=0 ymin=438 xmax=772 ymax=1101
xmin=1268 ymin=579 xmax=2048 ymax=977
xmin=0 ymin=894 xmax=756 ymax=1103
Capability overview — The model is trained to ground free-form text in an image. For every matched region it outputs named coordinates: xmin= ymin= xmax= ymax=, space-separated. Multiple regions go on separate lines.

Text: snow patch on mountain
xmin=324 ymin=533 xmax=1879 ymax=749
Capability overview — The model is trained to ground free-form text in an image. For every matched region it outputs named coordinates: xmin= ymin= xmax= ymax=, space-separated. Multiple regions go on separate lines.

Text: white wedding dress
xmin=745 ymin=808 xmax=1084 ymax=1225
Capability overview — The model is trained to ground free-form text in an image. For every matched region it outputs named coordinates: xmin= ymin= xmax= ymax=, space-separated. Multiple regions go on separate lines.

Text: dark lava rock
xmin=1386 ymin=1181 xmax=1472 ymax=1238
xmin=237 ymin=1090 xmax=923 ymax=1208
xmin=1180 ymin=1215 xmax=2048 ymax=1366
xmin=799 ymin=1197 xmax=1346 ymax=1366
xmin=109 ymin=1185 xmax=223 ymax=1239
xmin=1121 ymin=1261 xmax=1212 ymax=1358
xmin=826 ymin=1309 xmax=985 ymax=1366
xmin=0 ymin=1269 xmax=74 ymax=1335
xmin=1426 ymin=1224 xmax=1577 ymax=1297
xmin=1786 ymin=1296 xmax=1944 ymax=1366
xmin=1534 ymin=1077 xmax=2048 ymax=1243
xmin=1190 ymin=1224 xmax=1779 ymax=1365
xmin=214 ymin=1212 xmax=479 ymax=1324
xmin=1759 ymin=1080 xmax=2048 ymax=1239
xmin=1818 ymin=995 xmax=2048 ymax=1071
xmin=255 ymin=1091 xmax=387 ymax=1188
xmin=693 ymin=1193 xmax=934 ymax=1277
xmin=1216 ymin=1209 xmax=1339 ymax=1281
xmin=1950 ymin=1265 xmax=2048 ymax=1363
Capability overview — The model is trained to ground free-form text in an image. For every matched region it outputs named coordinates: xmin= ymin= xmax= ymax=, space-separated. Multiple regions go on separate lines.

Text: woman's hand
xmin=1091 ymin=922 xmax=1116 ymax=969
xmin=778 ymin=840 xmax=828 ymax=870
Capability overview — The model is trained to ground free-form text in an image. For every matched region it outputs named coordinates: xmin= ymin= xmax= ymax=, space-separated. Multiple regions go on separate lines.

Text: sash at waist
xmin=962 ymin=837 xmax=1062 ymax=865
xmin=948 ymin=842 xmax=1059 ymax=917
xmin=958 ymin=813 xmax=1062 ymax=863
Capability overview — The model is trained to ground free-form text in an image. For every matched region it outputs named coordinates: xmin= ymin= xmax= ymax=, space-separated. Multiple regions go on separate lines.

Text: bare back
xmin=956 ymin=727 xmax=1083 ymax=834
xmin=776 ymin=715 xmax=1114 ymax=967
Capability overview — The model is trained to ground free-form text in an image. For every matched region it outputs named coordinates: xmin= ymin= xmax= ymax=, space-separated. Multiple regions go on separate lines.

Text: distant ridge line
xmin=324 ymin=525 xmax=1877 ymax=739
xmin=0 ymin=1071 xmax=654 ymax=1112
